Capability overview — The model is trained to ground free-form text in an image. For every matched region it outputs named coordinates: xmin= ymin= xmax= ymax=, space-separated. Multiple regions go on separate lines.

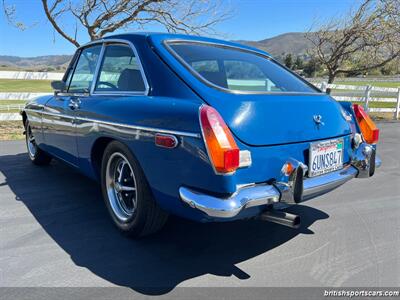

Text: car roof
xmin=97 ymin=32 xmax=272 ymax=57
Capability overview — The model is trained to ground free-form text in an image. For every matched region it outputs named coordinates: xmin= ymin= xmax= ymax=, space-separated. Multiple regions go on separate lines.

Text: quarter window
xmin=95 ymin=44 xmax=145 ymax=93
xmin=68 ymin=45 xmax=102 ymax=93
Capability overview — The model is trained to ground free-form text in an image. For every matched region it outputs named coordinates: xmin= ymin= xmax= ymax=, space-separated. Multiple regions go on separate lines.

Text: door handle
xmin=68 ymin=98 xmax=81 ymax=110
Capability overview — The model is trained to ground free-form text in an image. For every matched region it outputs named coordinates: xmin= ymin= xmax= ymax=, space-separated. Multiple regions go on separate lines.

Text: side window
xmin=68 ymin=45 xmax=102 ymax=93
xmin=62 ymin=51 xmax=80 ymax=89
xmin=95 ymin=44 xmax=145 ymax=93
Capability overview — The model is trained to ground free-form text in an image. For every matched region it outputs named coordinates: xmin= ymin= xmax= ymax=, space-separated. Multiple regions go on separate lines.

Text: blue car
xmin=22 ymin=33 xmax=381 ymax=237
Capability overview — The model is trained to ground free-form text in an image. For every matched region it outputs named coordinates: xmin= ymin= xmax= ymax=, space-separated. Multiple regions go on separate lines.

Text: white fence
xmin=313 ymin=82 xmax=400 ymax=120
xmin=0 ymin=92 xmax=51 ymax=121
xmin=1 ymin=76 xmax=399 ymax=120
xmin=0 ymin=71 xmax=63 ymax=80
xmin=0 ymin=113 xmax=21 ymax=121
xmin=0 ymin=92 xmax=51 ymax=100
xmin=0 ymin=104 xmax=25 ymax=111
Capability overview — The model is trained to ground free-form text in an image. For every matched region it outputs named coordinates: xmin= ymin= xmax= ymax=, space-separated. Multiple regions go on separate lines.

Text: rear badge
xmin=313 ymin=115 xmax=324 ymax=126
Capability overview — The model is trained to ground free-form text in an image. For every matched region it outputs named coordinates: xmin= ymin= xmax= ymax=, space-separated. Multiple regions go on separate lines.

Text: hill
xmin=235 ymin=32 xmax=314 ymax=59
xmin=0 ymin=55 xmax=72 ymax=72
xmin=0 ymin=32 xmax=314 ymax=71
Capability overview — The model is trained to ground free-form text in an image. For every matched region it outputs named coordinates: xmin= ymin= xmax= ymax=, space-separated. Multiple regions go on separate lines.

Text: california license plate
xmin=309 ymin=139 xmax=344 ymax=177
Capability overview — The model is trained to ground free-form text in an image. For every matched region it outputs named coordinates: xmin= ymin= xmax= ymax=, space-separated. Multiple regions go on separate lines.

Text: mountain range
xmin=0 ymin=32 xmax=313 ymax=71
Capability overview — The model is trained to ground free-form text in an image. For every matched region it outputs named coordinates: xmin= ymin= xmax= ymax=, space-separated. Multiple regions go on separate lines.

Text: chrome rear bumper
xmin=179 ymin=142 xmax=380 ymax=218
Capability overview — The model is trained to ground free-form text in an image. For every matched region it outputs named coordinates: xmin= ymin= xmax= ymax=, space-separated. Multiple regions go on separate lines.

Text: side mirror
xmin=51 ymin=80 xmax=66 ymax=93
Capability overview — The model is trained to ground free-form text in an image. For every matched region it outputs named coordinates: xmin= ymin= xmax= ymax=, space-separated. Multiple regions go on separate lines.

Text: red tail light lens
xmin=155 ymin=133 xmax=178 ymax=148
xmin=352 ymin=104 xmax=379 ymax=144
xmin=200 ymin=105 xmax=239 ymax=173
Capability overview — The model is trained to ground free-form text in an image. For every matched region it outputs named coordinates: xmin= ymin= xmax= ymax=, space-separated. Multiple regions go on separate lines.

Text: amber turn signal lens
xmin=281 ymin=162 xmax=294 ymax=176
xmin=200 ymin=105 xmax=239 ymax=173
xmin=352 ymin=104 xmax=379 ymax=144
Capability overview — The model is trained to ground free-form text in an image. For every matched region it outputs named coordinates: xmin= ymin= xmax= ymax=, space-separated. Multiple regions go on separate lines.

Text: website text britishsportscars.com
xmin=324 ymin=289 xmax=400 ymax=298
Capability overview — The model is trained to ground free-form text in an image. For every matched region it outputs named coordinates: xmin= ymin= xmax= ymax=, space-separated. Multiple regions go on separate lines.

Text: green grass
xmin=334 ymin=81 xmax=400 ymax=88
xmin=0 ymin=79 xmax=53 ymax=92
xmin=350 ymin=101 xmax=396 ymax=108
xmin=0 ymin=121 xmax=24 ymax=140
xmin=0 ymin=100 xmax=27 ymax=105
xmin=0 ymin=110 xmax=21 ymax=113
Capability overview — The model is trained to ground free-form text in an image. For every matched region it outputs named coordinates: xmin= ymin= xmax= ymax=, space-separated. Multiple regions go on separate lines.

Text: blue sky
xmin=0 ymin=0 xmax=361 ymax=57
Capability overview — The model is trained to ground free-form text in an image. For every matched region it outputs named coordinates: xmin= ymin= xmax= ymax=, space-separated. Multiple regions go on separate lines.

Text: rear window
xmin=167 ymin=42 xmax=317 ymax=94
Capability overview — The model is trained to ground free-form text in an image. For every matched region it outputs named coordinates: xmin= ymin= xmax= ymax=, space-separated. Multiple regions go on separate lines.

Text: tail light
xmin=200 ymin=105 xmax=239 ymax=173
xmin=352 ymin=104 xmax=379 ymax=144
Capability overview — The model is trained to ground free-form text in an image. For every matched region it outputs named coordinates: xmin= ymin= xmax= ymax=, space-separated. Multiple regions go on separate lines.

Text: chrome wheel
xmin=105 ymin=152 xmax=138 ymax=222
xmin=26 ymin=125 xmax=37 ymax=159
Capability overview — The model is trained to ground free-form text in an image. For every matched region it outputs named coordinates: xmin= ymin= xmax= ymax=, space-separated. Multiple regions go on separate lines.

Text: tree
xmin=284 ymin=53 xmax=293 ymax=69
xmin=303 ymin=57 xmax=321 ymax=78
xmin=306 ymin=0 xmax=400 ymax=83
xmin=294 ymin=56 xmax=304 ymax=70
xmin=2 ymin=0 xmax=231 ymax=47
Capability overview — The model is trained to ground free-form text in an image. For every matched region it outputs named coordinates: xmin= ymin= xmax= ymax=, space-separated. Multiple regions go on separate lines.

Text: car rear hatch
xmin=205 ymin=93 xmax=351 ymax=146
xmin=148 ymin=34 xmax=352 ymax=146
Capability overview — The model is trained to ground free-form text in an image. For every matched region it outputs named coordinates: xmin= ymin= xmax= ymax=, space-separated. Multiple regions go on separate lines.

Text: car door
xmin=42 ymin=44 xmax=102 ymax=166
xmin=73 ymin=42 xmax=149 ymax=173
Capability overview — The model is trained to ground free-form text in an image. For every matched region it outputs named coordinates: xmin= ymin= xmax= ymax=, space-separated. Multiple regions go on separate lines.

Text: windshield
xmin=167 ymin=41 xmax=318 ymax=94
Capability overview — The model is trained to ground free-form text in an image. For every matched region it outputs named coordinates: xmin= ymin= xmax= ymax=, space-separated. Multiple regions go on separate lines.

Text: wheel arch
xmin=21 ymin=111 xmax=27 ymax=127
xmin=91 ymin=136 xmax=146 ymax=181
xmin=91 ymin=136 xmax=115 ymax=180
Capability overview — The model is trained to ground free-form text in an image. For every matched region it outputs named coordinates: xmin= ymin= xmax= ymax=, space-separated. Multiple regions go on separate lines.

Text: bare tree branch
xmin=3 ymin=0 xmax=232 ymax=47
xmin=41 ymin=0 xmax=81 ymax=47
xmin=306 ymin=0 xmax=400 ymax=83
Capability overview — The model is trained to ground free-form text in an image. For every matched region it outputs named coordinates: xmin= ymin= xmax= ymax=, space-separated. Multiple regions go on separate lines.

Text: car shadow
xmin=0 ymin=153 xmax=329 ymax=295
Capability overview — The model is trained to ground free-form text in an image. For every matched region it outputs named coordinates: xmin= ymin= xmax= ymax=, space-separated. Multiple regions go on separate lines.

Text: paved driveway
xmin=0 ymin=123 xmax=399 ymax=295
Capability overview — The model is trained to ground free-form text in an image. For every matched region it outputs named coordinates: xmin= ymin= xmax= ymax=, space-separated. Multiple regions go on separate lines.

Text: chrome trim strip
xmin=76 ymin=116 xmax=200 ymax=138
xmin=25 ymin=109 xmax=200 ymax=138
xmin=91 ymin=91 xmax=148 ymax=96
xmin=90 ymin=43 xmax=106 ymax=95
xmin=164 ymin=38 xmax=273 ymax=58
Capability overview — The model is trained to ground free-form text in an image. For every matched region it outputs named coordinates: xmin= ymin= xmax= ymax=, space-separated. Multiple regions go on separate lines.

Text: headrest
xmin=117 ymin=69 xmax=145 ymax=91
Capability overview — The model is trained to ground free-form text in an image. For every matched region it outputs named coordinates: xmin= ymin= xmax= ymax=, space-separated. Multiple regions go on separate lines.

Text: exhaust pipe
xmin=258 ymin=210 xmax=301 ymax=229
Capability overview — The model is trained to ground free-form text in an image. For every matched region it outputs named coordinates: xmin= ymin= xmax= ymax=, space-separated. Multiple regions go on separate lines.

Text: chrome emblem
xmin=313 ymin=115 xmax=324 ymax=125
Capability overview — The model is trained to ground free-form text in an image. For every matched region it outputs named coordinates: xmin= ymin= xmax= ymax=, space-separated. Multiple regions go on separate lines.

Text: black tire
xmin=100 ymin=141 xmax=168 ymax=237
xmin=25 ymin=121 xmax=52 ymax=165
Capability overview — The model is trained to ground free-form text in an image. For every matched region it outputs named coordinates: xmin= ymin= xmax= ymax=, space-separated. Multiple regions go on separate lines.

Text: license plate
xmin=309 ymin=139 xmax=344 ymax=177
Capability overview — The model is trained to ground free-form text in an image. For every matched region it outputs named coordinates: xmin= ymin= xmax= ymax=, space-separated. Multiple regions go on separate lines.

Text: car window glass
xmin=68 ymin=45 xmax=102 ymax=93
xmin=191 ymin=60 xmax=219 ymax=72
xmin=224 ymin=60 xmax=279 ymax=92
xmin=95 ymin=44 xmax=145 ymax=92
xmin=169 ymin=42 xmax=316 ymax=93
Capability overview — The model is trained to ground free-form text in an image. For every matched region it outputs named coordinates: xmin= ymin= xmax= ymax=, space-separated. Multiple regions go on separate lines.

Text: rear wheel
xmin=25 ymin=121 xmax=52 ymax=165
xmin=101 ymin=141 xmax=168 ymax=237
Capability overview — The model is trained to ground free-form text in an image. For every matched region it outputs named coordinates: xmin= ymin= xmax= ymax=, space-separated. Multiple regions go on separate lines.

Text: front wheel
xmin=101 ymin=141 xmax=168 ymax=237
xmin=25 ymin=121 xmax=52 ymax=165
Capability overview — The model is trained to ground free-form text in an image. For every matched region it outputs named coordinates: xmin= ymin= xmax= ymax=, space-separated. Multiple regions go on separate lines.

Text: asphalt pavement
xmin=0 ymin=122 xmax=399 ymax=298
